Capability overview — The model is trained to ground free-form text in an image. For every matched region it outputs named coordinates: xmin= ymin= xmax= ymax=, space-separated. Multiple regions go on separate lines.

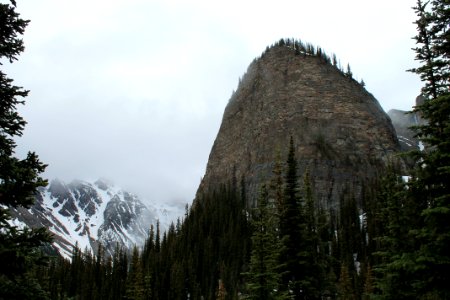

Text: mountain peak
xmin=9 ymin=179 xmax=184 ymax=258
xmin=94 ymin=178 xmax=115 ymax=191
xmin=198 ymin=40 xmax=400 ymax=208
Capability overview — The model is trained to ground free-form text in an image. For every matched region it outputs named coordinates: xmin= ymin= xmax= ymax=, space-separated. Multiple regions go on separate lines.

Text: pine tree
xmin=278 ymin=137 xmax=303 ymax=299
xmin=155 ymin=220 xmax=161 ymax=253
xmin=409 ymin=0 xmax=449 ymax=98
xmin=371 ymin=167 xmax=419 ymax=299
xmin=332 ymin=54 xmax=338 ymax=67
xmin=126 ymin=246 xmax=145 ymax=300
xmin=338 ymin=263 xmax=355 ymax=300
xmin=345 ymin=64 xmax=353 ymax=78
xmin=299 ymin=169 xmax=330 ymax=299
xmin=337 ymin=189 xmax=365 ymax=299
xmin=0 ymin=2 xmax=50 ymax=298
xmin=243 ymin=185 xmax=288 ymax=300
xmin=112 ymin=246 xmax=128 ymax=299
xmin=408 ymin=0 xmax=450 ymax=298
xmin=373 ymin=1 xmax=450 ymax=298
xmin=278 ymin=140 xmax=331 ymax=299
xmin=362 ymin=263 xmax=374 ymax=300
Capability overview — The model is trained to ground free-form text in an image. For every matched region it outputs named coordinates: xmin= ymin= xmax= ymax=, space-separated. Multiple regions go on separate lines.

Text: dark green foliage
xmin=277 ymin=138 xmax=335 ymax=299
xmin=182 ymin=183 xmax=250 ymax=299
xmin=392 ymin=0 xmax=448 ymax=298
xmin=335 ymin=192 xmax=363 ymax=299
xmin=33 ymin=138 xmax=386 ymax=300
xmin=368 ymin=167 xmax=419 ymax=299
xmin=37 ymin=243 xmax=129 ymax=300
xmin=0 ymin=1 xmax=28 ymax=64
xmin=301 ymin=169 xmax=332 ymax=298
xmin=337 ymin=263 xmax=355 ymax=300
xmin=0 ymin=2 xmax=51 ymax=298
xmin=278 ymin=137 xmax=304 ymax=298
xmin=409 ymin=0 xmax=449 ymax=99
xmin=368 ymin=1 xmax=450 ymax=298
xmin=126 ymin=246 xmax=145 ymax=300
xmin=242 ymin=185 xmax=288 ymax=300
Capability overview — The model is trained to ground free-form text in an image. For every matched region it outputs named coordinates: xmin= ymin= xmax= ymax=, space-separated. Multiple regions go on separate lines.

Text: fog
xmin=6 ymin=0 xmax=422 ymax=205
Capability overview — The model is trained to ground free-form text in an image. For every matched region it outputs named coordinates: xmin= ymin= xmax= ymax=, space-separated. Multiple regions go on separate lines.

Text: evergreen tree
xmin=345 ymin=63 xmax=353 ymax=78
xmin=155 ymin=220 xmax=161 ymax=253
xmin=126 ymin=246 xmax=145 ymax=300
xmin=0 ymin=1 xmax=50 ymax=298
xmin=372 ymin=1 xmax=450 ymax=298
xmin=243 ymin=185 xmax=288 ymax=300
xmin=278 ymin=139 xmax=331 ymax=299
xmin=362 ymin=263 xmax=374 ymax=300
xmin=278 ymin=137 xmax=303 ymax=299
xmin=299 ymin=169 xmax=330 ymax=299
xmin=409 ymin=0 xmax=449 ymax=98
xmin=372 ymin=167 xmax=418 ymax=299
xmin=68 ymin=243 xmax=82 ymax=297
xmin=112 ymin=246 xmax=128 ymax=299
xmin=338 ymin=263 xmax=355 ymax=300
xmin=344 ymin=191 xmax=368 ymax=297
xmin=407 ymin=1 xmax=450 ymax=296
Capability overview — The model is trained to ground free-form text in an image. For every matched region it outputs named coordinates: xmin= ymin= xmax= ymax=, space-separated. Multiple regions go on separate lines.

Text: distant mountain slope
xmin=9 ymin=179 xmax=184 ymax=258
xmin=387 ymin=109 xmax=420 ymax=151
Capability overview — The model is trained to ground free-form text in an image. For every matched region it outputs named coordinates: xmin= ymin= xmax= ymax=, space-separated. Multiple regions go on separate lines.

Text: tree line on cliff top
xmin=233 ymin=37 xmax=363 ymax=96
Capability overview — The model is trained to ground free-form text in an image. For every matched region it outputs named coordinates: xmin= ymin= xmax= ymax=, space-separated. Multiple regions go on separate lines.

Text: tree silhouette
xmin=0 ymin=1 xmax=50 ymax=298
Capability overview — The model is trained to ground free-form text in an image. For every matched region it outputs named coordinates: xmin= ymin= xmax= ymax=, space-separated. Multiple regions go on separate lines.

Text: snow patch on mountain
xmin=9 ymin=179 xmax=185 ymax=259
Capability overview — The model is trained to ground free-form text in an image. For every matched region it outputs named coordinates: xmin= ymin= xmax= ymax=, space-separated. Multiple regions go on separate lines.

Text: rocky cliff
xmin=387 ymin=95 xmax=427 ymax=152
xmin=198 ymin=43 xmax=400 ymax=209
xmin=387 ymin=109 xmax=419 ymax=151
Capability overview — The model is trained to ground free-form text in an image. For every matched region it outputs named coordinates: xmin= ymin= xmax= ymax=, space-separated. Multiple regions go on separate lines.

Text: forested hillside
xmin=26 ymin=134 xmax=440 ymax=299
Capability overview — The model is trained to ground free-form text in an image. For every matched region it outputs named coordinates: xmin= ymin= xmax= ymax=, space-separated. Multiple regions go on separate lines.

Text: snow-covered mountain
xmin=9 ymin=179 xmax=185 ymax=259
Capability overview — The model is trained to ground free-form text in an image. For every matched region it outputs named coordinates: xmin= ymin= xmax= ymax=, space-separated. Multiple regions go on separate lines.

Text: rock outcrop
xmin=197 ymin=44 xmax=400 ymax=209
xmin=387 ymin=109 xmax=419 ymax=151
xmin=387 ymin=95 xmax=428 ymax=152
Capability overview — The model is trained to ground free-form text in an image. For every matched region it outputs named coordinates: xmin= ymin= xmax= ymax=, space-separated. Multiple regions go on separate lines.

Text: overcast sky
xmin=5 ymin=0 xmax=422 ymax=205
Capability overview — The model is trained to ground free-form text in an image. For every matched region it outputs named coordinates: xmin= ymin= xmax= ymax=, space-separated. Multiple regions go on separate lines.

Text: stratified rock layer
xmin=198 ymin=45 xmax=400 ymax=208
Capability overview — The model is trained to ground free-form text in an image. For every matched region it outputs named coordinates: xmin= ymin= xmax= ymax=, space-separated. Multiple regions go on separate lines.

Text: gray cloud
xmin=8 ymin=0 xmax=421 ymax=205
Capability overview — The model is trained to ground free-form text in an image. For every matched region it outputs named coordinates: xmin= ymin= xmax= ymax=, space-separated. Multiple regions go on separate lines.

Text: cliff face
xmin=388 ymin=109 xmax=420 ymax=151
xmin=388 ymin=95 xmax=427 ymax=152
xmin=198 ymin=45 xmax=400 ymax=208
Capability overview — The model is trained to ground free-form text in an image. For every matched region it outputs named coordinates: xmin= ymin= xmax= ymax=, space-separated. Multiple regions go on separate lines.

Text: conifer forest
xmin=1 ymin=0 xmax=449 ymax=299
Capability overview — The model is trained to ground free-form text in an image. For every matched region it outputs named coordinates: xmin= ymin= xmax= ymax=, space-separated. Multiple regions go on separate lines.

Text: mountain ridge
xmin=9 ymin=178 xmax=184 ymax=258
